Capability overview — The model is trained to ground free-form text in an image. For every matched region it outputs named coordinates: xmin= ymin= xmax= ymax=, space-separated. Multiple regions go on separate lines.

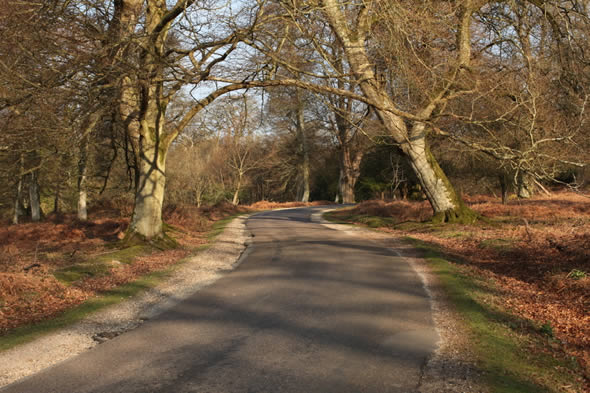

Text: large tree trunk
xmin=114 ymin=0 xmax=166 ymax=240
xmin=29 ymin=169 xmax=41 ymax=222
xmin=128 ymin=130 xmax=168 ymax=239
xmin=113 ymin=0 xmax=254 ymax=239
xmin=126 ymin=80 xmax=171 ymax=239
xmin=402 ymin=136 xmax=475 ymax=222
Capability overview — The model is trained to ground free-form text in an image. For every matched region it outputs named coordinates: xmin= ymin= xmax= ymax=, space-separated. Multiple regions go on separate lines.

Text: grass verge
xmin=0 ymin=213 xmax=245 ymax=352
xmin=207 ymin=213 xmax=247 ymax=241
xmin=324 ymin=210 xmax=583 ymax=393
xmin=0 ymin=267 xmax=172 ymax=352
xmin=53 ymin=245 xmax=152 ymax=285
xmin=406 ymin=237 xmax=581 ymax=393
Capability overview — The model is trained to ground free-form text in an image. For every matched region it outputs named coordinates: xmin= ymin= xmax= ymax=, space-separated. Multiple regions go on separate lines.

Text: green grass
xmin=403 ymin=238 xmax=582 ymax=393
xmin=0 ymin=213 xmax=245 ymax=352
xmin=477 ymin=238 xmax=515 ymax=252
xmin=54 ymin=245 xmax=151 ymax=285
xmin=0 ymin=267 xmax=173 ymax=352
xmin=436 ymin=230 xmax=471 ymax=239
xmin=324 ymin=210 xmax=582 ymax=392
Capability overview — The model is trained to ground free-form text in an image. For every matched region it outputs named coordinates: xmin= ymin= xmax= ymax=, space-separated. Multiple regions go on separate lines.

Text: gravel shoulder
xmin=312 ymin=209 xmax=487 ymax=393
xmin=2 ymin=209 xmax=486 ymax=392
xmin=0 ymin=215 xmax=252 ymax=388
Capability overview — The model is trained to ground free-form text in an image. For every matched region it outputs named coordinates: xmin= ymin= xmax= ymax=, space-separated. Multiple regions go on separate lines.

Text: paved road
xmin=2 ymin=207 xmax=437 ymax=393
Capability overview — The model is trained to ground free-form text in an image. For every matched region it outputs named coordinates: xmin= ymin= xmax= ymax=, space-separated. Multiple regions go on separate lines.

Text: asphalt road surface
xmin=2 ymin=207 xmax=438 ymax=393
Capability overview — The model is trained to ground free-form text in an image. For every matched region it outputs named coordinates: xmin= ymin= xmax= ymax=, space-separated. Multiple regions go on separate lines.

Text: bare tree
xmin=65 ymin=0 xmax=266 ymax=239
xmin=242 ymin=0 xmax=589 ymax=219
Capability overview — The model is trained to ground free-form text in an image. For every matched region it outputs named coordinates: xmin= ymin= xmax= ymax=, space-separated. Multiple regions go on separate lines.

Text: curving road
xmin=2 ymin=207 xmax=437 ymax=393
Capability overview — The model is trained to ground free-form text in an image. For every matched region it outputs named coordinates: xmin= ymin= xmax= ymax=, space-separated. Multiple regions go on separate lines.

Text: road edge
xmin=0 ymin=214 xmax=253 ymax=389
xmin=311 ymin=208 xmax=485 ymax=393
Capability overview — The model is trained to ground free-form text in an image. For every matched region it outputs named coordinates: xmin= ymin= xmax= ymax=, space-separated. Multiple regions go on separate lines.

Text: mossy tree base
xmin=431 ymin=203 xmax=480 ymax=225
xmin=122 ymin=229 xmax=178 ymax=250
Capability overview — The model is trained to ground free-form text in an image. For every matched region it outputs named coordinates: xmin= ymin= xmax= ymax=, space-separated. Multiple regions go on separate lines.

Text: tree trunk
xmin=335 ymin=169 xmax=343 ymax=203
xmin=296 ymin=89 xmax=310 ymax=203
xmin=78 ymin=182 xmax=88 ymax=220
xmin=400 ymin=183 xmax=408 ymax=200
xmin=338 ymin=145 xmax=362 ymax=204
xmin=402 ymin=136 xmax=476 ymax=223
xmin=13 ymin=179 xmax=23 ymax=225
xmin=53 ymin=187 xmax=60 ymax=214
xmin=29 ymin=169 xmax=41 ymax=222
xmin=127 ymin=86 xmax=170 ymax=240
xmin=77 ymin=113 xmax=99 ymax=221
xmin=129 ymin=135 xmax=167 ymax=239
xmin=232 ymin=173 xmax=242 ymax=205
xmin=110 ymin=0 xmax=164 ymax=240
xmin=339 ymin=168 xmax=355 ymax=203
xmin=78 ymin=135 xmax=88 ymax=221
xmin=13 ymin=154 xmax=24 ymax=225
xmin=195 ymin=187 xmax=203 ymax=208
xmin=517 ymin=172 xmax=534 ymax=199
xmin=499 ymin=174 xmax=509 ymax=204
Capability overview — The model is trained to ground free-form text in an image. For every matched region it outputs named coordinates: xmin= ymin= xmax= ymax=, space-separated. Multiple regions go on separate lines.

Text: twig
xmin=23 ymin=263 xmax=41 ymax=272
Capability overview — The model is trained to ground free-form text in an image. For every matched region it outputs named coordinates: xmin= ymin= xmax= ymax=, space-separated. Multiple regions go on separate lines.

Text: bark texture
xmin=77 ymin=127 xmax=92 ymax=221
xmin=517 ymin=172 xmax=534 ymax=199
xmin=232 ymin=173 xmax=242 ymax=205
xmin=337 ymin=144 xmax=362 ymax=204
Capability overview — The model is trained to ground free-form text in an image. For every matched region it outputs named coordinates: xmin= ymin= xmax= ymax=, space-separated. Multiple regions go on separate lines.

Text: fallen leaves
xmin=0 ymin=201 xmax=318 ymax=338
xmin=0 ymin=203 xmax=239 ymax=335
